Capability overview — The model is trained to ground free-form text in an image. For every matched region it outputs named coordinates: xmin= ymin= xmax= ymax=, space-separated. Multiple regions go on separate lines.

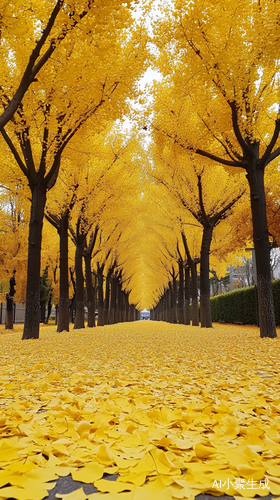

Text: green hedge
xmin=210 ymin=280 xmax=280 ymax=326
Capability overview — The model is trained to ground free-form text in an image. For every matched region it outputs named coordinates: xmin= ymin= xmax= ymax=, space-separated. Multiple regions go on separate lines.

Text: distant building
xmin=140 ymin=310 xmax=150 ymax=320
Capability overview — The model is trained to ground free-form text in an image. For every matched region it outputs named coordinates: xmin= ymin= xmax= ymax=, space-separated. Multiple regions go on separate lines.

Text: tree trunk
xmin=74 ymin=244 xmax=85 ymax=329
xmin=124 ymin=293 xmax=129 ymax=322
xmin=84 ymin=253 xmax=95 ymax=327
xmin=97 ymin=265 xmax=104 ymax=326
xmin=184 ymin=266 xmax=190 ymax=325
xmin=200 ymin=225 xmax=213 ymax=328
xmin=57 ymin=211 xmax=69 ymax=332
xmin=120 ymin=289 xmax=124 ymax=322
xmin=109 ymin=276 xmax=116 ymax=324
xmin=247 ymin=163 xmax=276 ymax=338
xmin=5 ymin=272 xmax=16 ymax=330
xmin=45 ymin=295 xmax=52 ymax=324
xmin=5 ymin=295 xmax=13 ymax=329
xmin=190 ymin=261 xmax=199 ymax=326
xmin=178 ymin=260 xmax=184 ymax=324
xmin=164 ymin=289 xmax=167 ymax=321
xmin=118 ymin=285 xmax=124 ymax=322
xmin=40 ymin=302 xmax=46 ymax=323
xmin=22 ymin=183 xmax=47 ymax=339
xmin=103 ymin=275 xmax=110 ymax=325
xmin=166 ymin=282 xmax=172 ymax=323
xmin=129 ymin=304 xmax=134 ymax=321
xmin=172 ymin=274 xmax=177 ymax=323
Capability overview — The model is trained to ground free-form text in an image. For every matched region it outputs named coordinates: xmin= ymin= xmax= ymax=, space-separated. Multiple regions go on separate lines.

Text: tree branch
xmin=45 ymin=211 xmax=60 ymax=230
xmin=211 ymin=190 xmax=245 ymax=227
xmin=197 ymin=174 xmax=209 ymax=226
xmin=152 ymin=122 xmax=243 ymax=167
xmin=266 ymin=145 xmax=280 ymax=166
xmin=261 ymin=118 xmax=280 ymax=166
xmin=0 ymin=0 xmax=64 ymax=130
xmin=229 ymin=101 xmax=253 ymax=157
xmin=0 ymin=128 xmax=29 ymax=178
xmin=38 ymin=104 xmax=51 ymax=178
xmin=44 ymin=98 xmax=106 ymax=188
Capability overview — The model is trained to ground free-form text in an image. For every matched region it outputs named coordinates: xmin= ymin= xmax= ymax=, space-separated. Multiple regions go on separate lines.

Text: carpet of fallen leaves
xmin=1 ymin=321 xmax=280 ymax=500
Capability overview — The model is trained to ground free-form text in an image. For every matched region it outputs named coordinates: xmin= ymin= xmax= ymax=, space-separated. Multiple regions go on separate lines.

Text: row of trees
xmin=147 ymin=0 xmax=280 ymax=337
xmin=1 ymin=0 xmax=280 ymax=338
xmin=0 ymin=0 xmax=147 ymax=338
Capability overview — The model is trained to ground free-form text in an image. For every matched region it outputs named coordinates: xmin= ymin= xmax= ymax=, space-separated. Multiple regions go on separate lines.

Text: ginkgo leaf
xmin=0 ymin=485 xmax=48 ymax=500
xmin=94 ymin=478 xmax=135 ymax=494
xmin=55 ymin=488 xmax=88 ymax=500
xmin=71 ymin=462 xmax=104 ymax=483
xmin=0 ymin=442 xmax=19 ymax=463
xmin=87 ymin=492 xmax=133 ymax=500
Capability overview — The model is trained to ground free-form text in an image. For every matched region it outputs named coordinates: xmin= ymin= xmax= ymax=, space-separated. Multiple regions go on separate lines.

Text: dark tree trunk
xmin=40 ymin=302 xmax=46 ymax=323
xmin=129 ymin=304 xmax=134 ymax=321
xmin=22 ymin=183 xmax=47 ymax=339
xmin=97 ymin=265 xmax=104 ymax=326
xmin=247 ymin=162 xmax=276 ymax=338
xmin=115 ymin=282 xmax=121 ymax=323
xmin=181 ymin=232 xmax=199 ymax=327
xmin=74 ymin=244 xmax=85 ymax=329
xmin=169 ymin=281 xmax=174 ymax=323
xmin=109 ymin=276 xmax=116 ymax=324
xmin=162 ymin=293 xmax=166 ymax=321
xmin=200 ymin=225 xmax=213 ymax=328
xmin=166 ymin=282 xmax=172 ymax=323
xmin=118 ymin=285 xmax=124 ymax=322
xmin=119 ymin=290 xmax=124 ymax=323
xmin=127 ymin=299 xmax=131 ymax=322
xmin=158 ymin=298 xmax=162 ymax=321
xmin=164 ymin=289 xmax=168 ymax=321
xmin=124 ymin=293 xmax=129 ymax=322
xmin=5 ymin=297 xmax=14 ymax=330
xmin=84 ymin=253 xmax=95 ymax=327
xmin=178 ymin=260 xmax=184 ymax=324
xmin=104 ymin=275 xmax=110 ymax=325
xmin=57 ymin=211 xmax=69 ymax=332
xmin=162 ymin=296 xmax=165 ymax=321
xmin=104 ymin=263 xmax=116 ymax=325
xmin=69 ymin=267 xmax=76 ymax=323
xmin=5 ymin=272 xmax=16 ymax=330
xmin=184 ymin=266 xmax=190 ymax=325
xmin=191 ymin=261 xmax=199 ymax=326
xmin=172 ymin=273 xmax=177 ymax=323
xmin=45 ymin=295 xmax=52 ymax=324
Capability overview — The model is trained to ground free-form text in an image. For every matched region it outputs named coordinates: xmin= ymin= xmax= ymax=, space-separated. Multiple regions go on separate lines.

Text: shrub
xmin=210 ymin=280 xmax=280 ymax=325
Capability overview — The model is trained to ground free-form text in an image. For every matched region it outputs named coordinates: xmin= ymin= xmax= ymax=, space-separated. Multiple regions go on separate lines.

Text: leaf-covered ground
xmin=1 ymin=321 xmax=280 ymax=500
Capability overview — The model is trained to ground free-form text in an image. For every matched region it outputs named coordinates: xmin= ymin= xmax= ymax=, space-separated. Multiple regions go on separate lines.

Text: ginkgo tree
xmin=0 ymin=4 xmax=147 ymax=339
xmin=149 ymin=141 xmax=247 ymax=327
xmin=152 ymin=0 xmax=280 ymax=337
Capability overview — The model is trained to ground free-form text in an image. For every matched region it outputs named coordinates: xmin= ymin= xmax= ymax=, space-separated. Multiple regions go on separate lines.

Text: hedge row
xmin=210 ymin=279 xmax=280 ymax=326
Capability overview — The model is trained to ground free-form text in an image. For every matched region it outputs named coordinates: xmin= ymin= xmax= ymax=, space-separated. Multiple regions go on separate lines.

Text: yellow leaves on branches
xmin=0 ymin=322 xmax=280 ymax=499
